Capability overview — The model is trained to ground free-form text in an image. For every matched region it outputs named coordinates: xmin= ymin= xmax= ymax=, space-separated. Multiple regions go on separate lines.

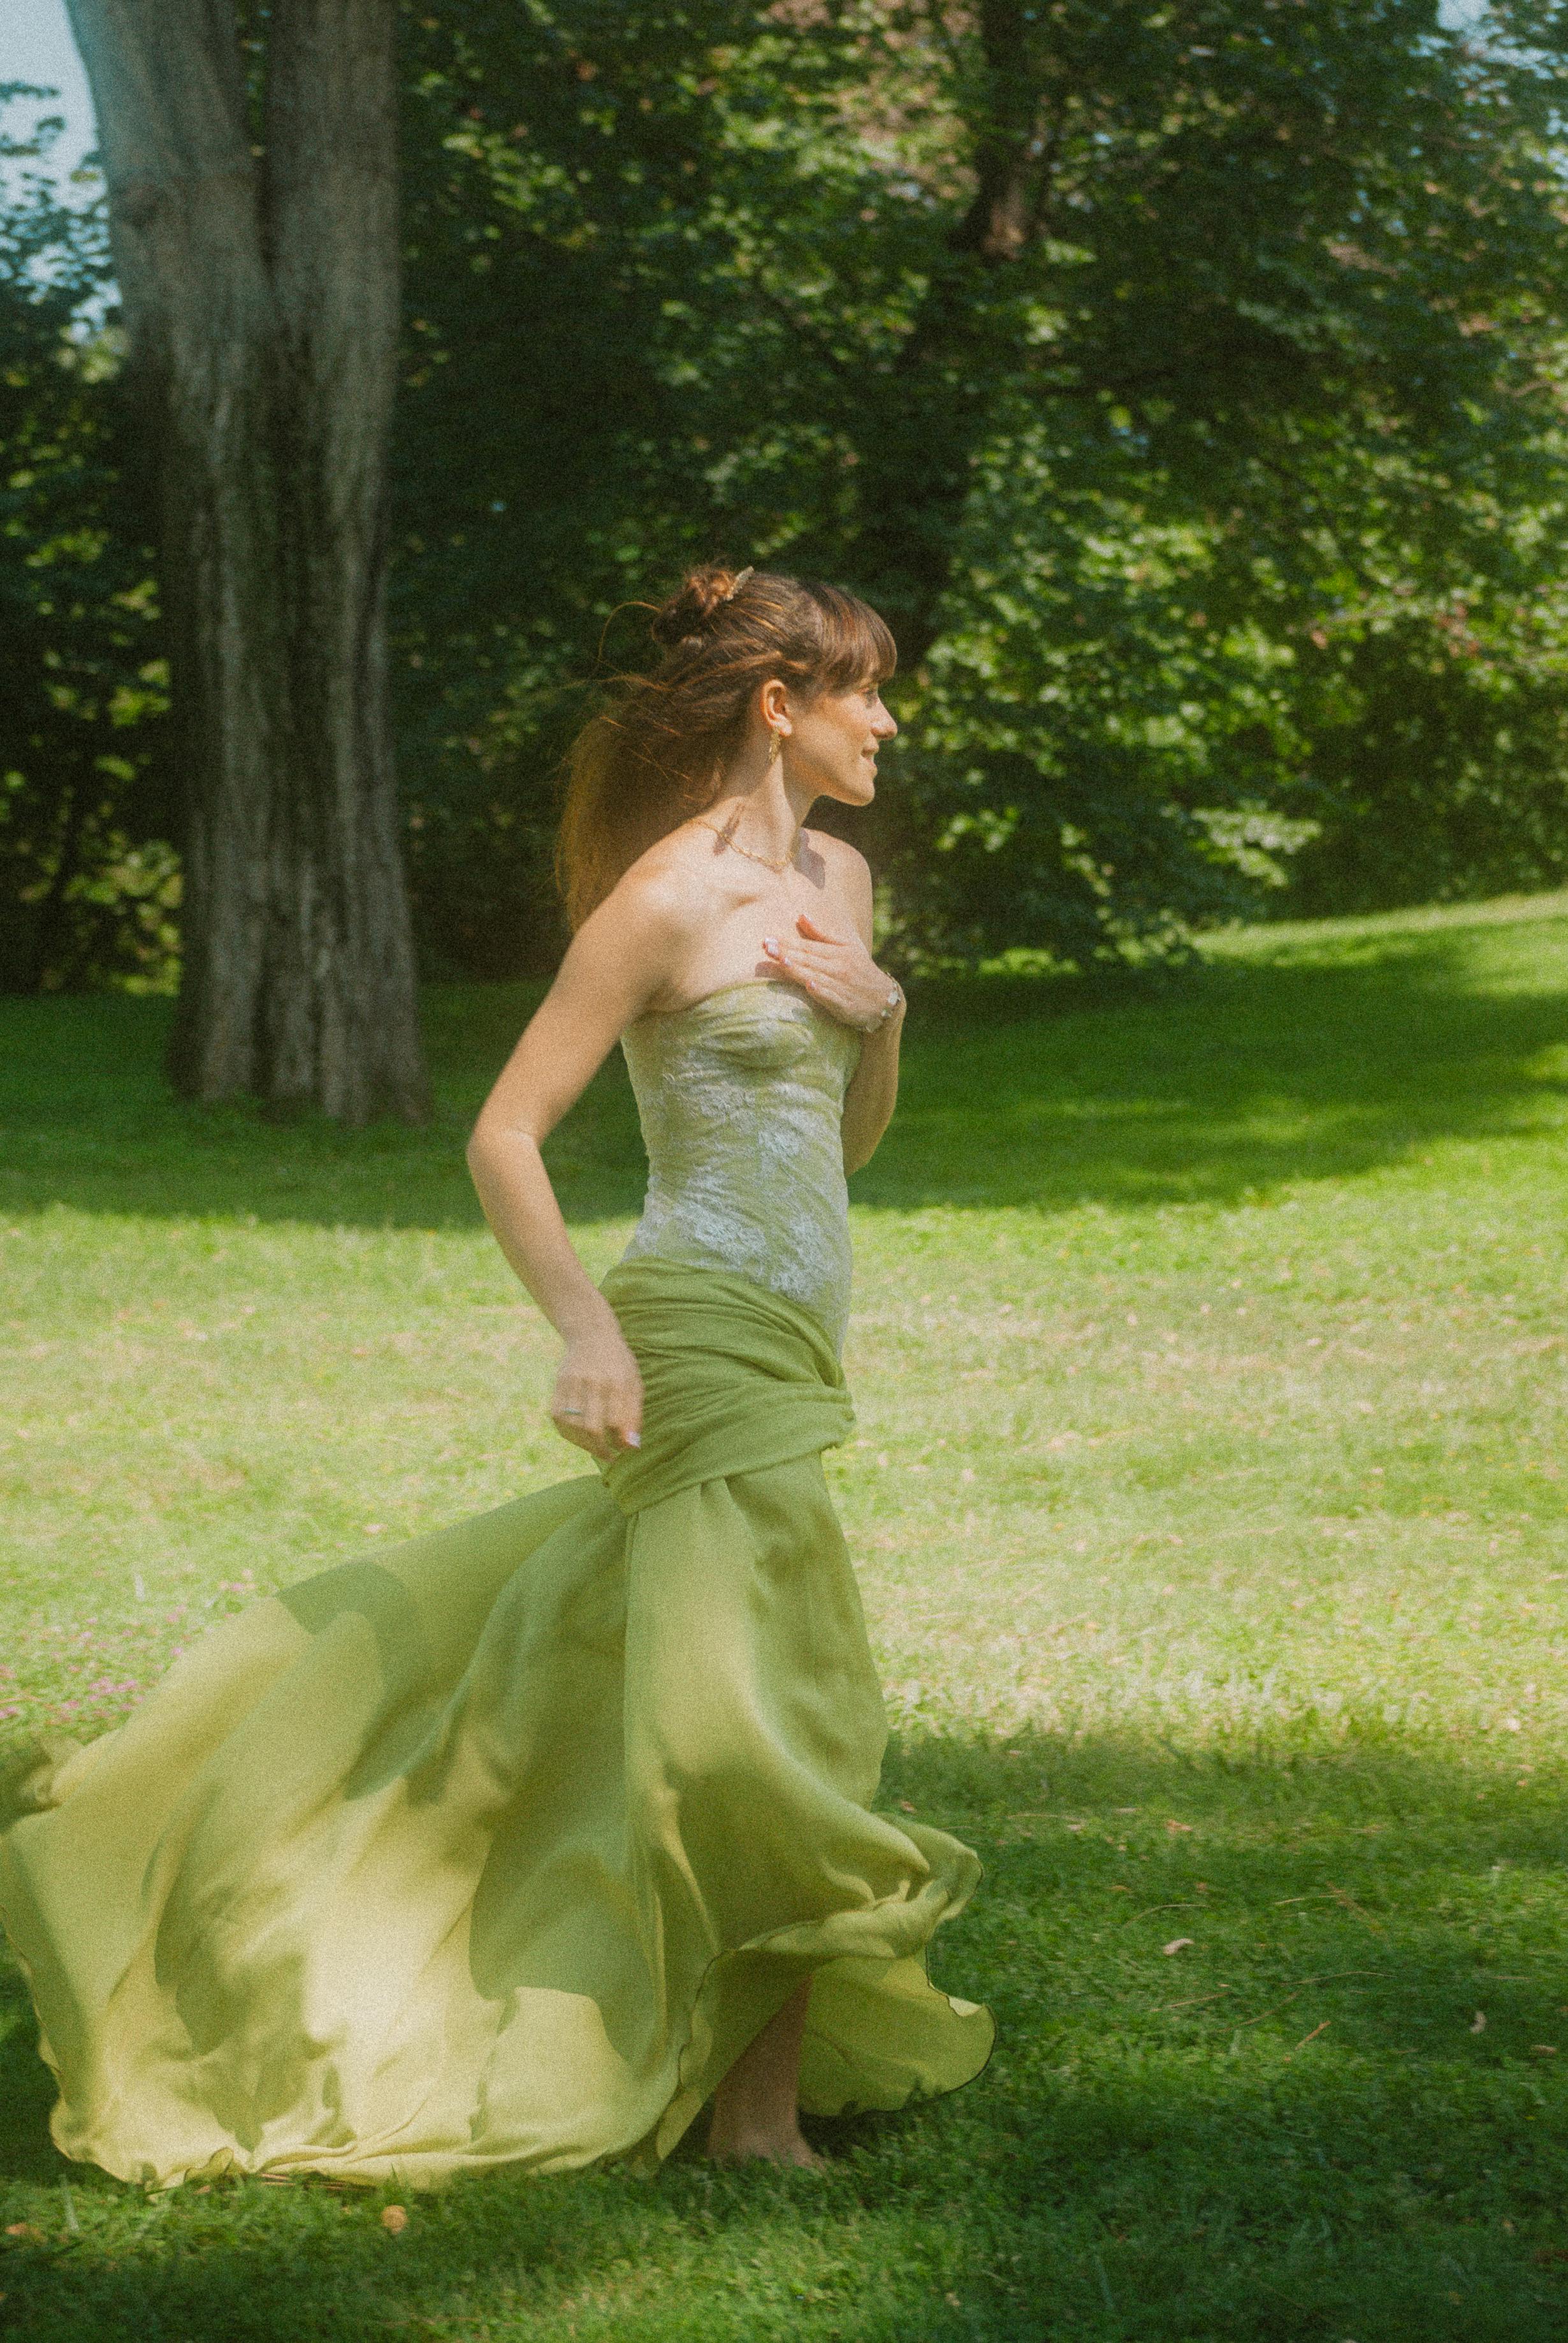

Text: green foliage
xmin=392 ymin=0 xmax=1568 ymax=974
xmin=391 ymin=0 xmax=875 ymax=973
xmin=0 ymin=101 xmax=172 ymax=995
xmin=10 ymin=896 xmax=1568 ymax=2331
xmin=6 ymin=10 xmax=1568 ymax=987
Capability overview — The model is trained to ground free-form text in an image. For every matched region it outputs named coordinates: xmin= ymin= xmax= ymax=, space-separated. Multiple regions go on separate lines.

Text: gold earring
xmin=767 ymin=729 xmax=782 ymax=766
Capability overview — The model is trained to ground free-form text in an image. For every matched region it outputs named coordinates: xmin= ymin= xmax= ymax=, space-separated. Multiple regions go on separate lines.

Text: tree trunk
xmin=66 ymin=0 xmax=429 ymax=1123
xmin=849 ymin=0 xmax=1061 ymax=670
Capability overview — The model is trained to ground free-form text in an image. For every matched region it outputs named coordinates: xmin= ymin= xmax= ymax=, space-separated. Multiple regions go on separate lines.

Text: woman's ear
xmin=759 ymin=677 xmax=792 ymax=736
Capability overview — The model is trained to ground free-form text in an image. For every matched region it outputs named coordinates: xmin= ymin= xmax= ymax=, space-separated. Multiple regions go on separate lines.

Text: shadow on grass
xmin=4 ymin=909 xmax=1568 ymax=1236
xmin=4 ymin=1730 xmax=1568 ymax=2341
xmin=858 ymin=917 xmax=1568 ymax=1215
xmin=0 ymin=984 xmax=646 ymax=1234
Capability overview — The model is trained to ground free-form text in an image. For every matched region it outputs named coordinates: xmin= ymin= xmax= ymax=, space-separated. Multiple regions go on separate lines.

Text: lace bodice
xmin=618 ymin=979 xmax=863 ymax=1350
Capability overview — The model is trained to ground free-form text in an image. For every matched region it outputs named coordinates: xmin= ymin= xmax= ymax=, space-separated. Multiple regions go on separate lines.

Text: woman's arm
xmin=838 ymin=998 xmax=905 ymax=1176
xmin=466 ymin=878 xmax=688 ymax=1463
xmin=762 ymin=848 xmax=904 ymax=1176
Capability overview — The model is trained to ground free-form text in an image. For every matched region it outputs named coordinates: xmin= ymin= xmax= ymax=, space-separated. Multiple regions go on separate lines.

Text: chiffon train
xmin=0 ymin=1261 xmax=992 ymax=2189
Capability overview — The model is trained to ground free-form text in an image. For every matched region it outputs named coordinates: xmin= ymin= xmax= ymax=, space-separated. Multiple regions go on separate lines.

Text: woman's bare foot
xmin=705 ymin=1981 xmax=825 ymax=2170
xmin=707 ymin=2124 xmax=825 ymax=2170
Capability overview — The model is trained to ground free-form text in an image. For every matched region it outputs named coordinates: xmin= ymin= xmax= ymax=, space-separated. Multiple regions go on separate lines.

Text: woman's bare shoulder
xmin=608 ymin=825 xmax=730 ymax=924
xmin=574 ymin=827 xmax=725 ymax=970
xmin=803 ymin=829 xmax=868 ymax=880
xmin=805 ymin=831 xmax=874 ymax=922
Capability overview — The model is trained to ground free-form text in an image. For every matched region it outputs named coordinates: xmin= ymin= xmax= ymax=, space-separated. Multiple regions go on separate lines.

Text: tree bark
xmin=66 ymin=0 xmax=428 ymax=1123
xmin=848 ymin=0 xmax=1060 ymax=669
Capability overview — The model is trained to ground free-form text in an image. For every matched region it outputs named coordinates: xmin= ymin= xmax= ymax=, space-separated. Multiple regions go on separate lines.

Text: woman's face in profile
xmin=787 ymin=682 xmax=898 ymax=807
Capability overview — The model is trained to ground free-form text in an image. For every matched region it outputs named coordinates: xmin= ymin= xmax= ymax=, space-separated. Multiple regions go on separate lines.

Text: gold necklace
xmin=697 ymin=815 xmax=802 ymax=873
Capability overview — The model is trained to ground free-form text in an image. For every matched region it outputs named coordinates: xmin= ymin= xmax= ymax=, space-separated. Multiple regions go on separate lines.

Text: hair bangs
xmin=806 ymin=581 xmax=898 ymax=695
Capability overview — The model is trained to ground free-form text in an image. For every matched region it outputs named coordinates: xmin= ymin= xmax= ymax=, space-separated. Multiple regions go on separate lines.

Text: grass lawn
xmin=4 ymin=891 xmax=1568 ymax=2339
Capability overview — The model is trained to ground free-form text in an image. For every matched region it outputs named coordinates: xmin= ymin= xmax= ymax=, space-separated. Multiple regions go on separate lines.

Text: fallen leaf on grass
xmin=1470 ymin=2011 xmax=1487 ymax=2033
xmin=382 ymin=2205 xmax=409 ymax=2235
xmin=4 ymin=2226 xmax=45 ymax=2243
xmin=1164 ymin=1820 xmax=1194 ymax=1836
xmin=1531 ymin=2044 xmax=1558 ymax=2057
xmin=1162 ymin=1938 xmax=1194 ymax=1956
xmin=1533 ymin=2246 xmax=1568 ymax=2266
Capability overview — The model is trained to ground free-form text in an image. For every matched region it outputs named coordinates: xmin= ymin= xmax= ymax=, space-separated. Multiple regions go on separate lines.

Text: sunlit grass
xmin=5 ymin=894 xmax=1568 ymax=2337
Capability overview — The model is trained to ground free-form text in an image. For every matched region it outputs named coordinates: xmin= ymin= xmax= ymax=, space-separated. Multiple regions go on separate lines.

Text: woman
xmin=0 ymin=566 xmax=991 ymax=2188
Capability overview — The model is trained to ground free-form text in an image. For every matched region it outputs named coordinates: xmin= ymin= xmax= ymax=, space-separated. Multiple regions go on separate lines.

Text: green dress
xmin=0 ymin=979 xmax=992 ymax=2189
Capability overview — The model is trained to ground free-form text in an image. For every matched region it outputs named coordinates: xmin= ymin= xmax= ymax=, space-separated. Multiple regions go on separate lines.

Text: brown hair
xmin=555 ymin=564 xmax=896 ymax=929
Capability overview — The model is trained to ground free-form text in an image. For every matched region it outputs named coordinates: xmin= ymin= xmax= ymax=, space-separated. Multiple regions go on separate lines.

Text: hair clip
xmin=720 ymin=567 xmax=755 ymax=602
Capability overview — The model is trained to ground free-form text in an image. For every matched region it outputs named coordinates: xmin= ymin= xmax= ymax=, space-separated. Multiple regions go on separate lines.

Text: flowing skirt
xmin=0 ymin=1260 xmax=991 ymax=2189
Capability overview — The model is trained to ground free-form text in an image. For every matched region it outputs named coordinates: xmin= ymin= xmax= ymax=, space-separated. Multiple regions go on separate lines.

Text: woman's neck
xmin=704 ymin=765 xmax=815 ymax=865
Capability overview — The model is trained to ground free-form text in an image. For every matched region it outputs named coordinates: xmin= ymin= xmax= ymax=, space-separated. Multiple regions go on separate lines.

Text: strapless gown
xmin=0 ymin=979 xmax=991 ymax=2189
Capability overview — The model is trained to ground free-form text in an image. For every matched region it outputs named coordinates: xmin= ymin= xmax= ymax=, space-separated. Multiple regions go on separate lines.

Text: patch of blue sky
xmin=1 ymin=0 xmax=98 ymax=200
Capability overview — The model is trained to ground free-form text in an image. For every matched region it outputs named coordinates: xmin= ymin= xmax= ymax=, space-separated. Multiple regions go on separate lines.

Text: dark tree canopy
xmin=0 ymin=104 xmax=171 ymax=995
xmin=4 ymin=4 xmax=1567 ymax=1001
xmin=391 ymin=0 xmax=1568 ymax=973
